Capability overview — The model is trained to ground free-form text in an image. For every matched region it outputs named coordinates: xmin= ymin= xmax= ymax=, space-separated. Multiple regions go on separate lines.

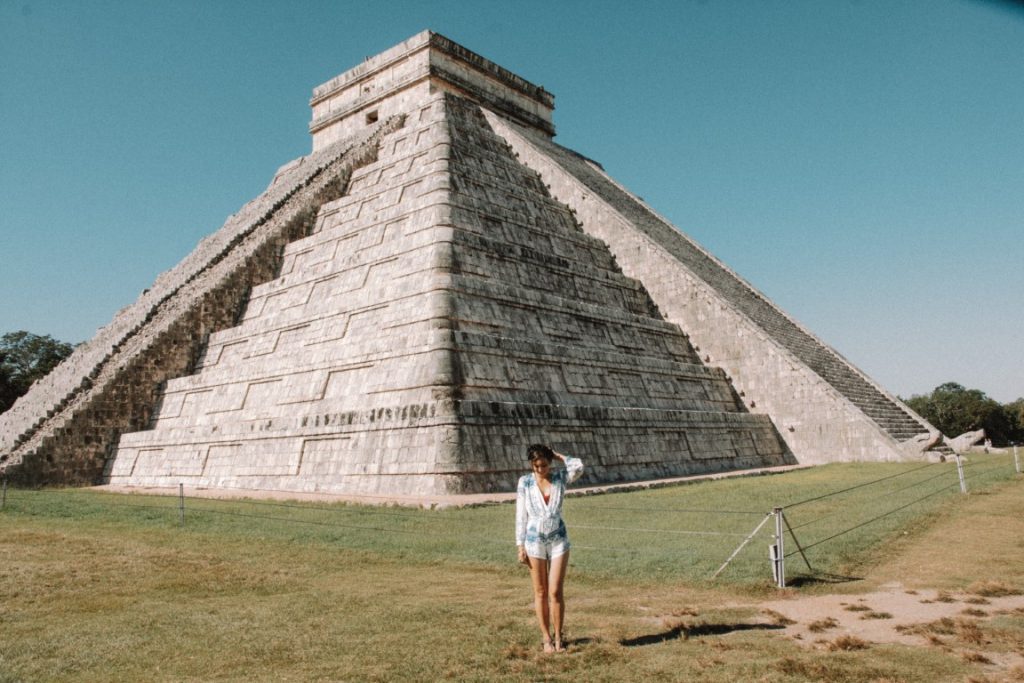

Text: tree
xmin=0 ymin=351 xmax=19 ymax=415
xmin=0 ymin=331 xmax=76 ymax=414
xmin=906 ymin=382 xmax=1016 ymax=445
xmin=1006 ymin=398 xmax=1024 ymax=444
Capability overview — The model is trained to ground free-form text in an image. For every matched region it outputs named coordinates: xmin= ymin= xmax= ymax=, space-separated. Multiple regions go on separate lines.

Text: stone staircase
xmin=511 ymin=133 xmax=931 ymax=448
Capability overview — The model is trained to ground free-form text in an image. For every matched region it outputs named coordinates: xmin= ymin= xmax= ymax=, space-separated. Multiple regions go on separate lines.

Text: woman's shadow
xmin=619 ymin=621 xmax=784 ymax=648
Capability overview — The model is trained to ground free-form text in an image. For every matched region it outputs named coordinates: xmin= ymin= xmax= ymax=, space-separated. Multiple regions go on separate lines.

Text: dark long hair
xmin=527 ymin=443 xmax=554 ymax=463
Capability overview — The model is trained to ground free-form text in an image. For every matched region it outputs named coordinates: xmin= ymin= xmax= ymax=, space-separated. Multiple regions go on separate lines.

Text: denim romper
xmin=515 ymin=456 xmax=584 ymax=560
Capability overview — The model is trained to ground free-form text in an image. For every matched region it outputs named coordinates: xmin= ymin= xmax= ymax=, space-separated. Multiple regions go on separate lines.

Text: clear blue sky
xmin=2 ymin=0 xmax=1021 ymax=402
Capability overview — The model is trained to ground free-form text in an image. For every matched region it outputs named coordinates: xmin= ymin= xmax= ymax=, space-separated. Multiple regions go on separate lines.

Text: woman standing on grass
xmin=515 ymin=444 xmax=584 ymax=653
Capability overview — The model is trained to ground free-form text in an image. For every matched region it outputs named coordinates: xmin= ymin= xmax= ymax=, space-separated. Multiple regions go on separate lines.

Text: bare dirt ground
xmin=756 ymin=583 xmax=1024 ymax=673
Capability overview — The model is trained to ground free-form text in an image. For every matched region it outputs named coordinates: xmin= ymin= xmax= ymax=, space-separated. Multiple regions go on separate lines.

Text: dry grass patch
xmin=860 ymin=611 xmax=893 ymax=620
xmin=897 ymin=617 xmax=957 ymax=637
xmin=962 ymin=651 xmax=994 ymax=664
xmin=773 ymin=656 xmax=831 ymax=678
xmin=827 ymin=635 xmax=870 ymax=651
xmin=957 ymin=619 xmax=988 ymax=646
xmin=963 ymin=608 xmax=990 ymax=618
xmin=970 ymin=581 xmax=1023 ymax=598
xmin=808 ymin=617 xmax=840 ymax=633
xmin=844 ymin=603 xmax=872 ymax=612
xmin=761 ymin=608 xmax=795 ymax=626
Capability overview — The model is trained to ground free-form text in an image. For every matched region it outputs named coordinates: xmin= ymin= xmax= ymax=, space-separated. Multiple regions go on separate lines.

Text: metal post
xmin=178 ymin=483 xmax=185 ymax=527
xmin=711 ymin=511 xmax=773 ymax=580
xmin=955 ymin=454 xmax=967 ymax=494
xmin=773 ymin=507 xmax=786 ymax=588
xmin=781 ymin=511 xmax=813 ymax=573
xmin=1014 ymin=445 xmax=1021 ymax=475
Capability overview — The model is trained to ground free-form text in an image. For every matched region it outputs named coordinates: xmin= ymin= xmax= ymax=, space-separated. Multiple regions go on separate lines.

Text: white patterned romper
xmin=515 ymin=456 xmax=584 ymax=561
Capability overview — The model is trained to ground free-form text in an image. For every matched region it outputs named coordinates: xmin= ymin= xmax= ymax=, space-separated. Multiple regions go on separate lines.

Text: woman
xmin=515 ymin=444 xmax=584 ymax=653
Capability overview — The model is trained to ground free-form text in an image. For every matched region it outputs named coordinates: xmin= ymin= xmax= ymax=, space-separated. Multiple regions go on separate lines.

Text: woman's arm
xmin=515 ymin=476 xmax=530 ymax=565
xmin=553 ymin=451 xmax=584 ymax=484
xmin=515 ymin=476 xmax=528 ymax=546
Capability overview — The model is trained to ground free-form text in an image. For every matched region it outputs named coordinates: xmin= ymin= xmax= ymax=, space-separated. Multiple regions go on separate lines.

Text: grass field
xmin=1 ymin=455 xmax=1021 ymax=682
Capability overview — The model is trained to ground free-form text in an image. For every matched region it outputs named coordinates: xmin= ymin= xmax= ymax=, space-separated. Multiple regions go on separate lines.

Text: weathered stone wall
xmin=482 ymin=111 xmax=937 ymax=463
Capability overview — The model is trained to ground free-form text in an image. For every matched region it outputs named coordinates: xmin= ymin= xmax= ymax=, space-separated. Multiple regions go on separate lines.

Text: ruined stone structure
xmin=0 ymin=31 xmax=941 ymax=495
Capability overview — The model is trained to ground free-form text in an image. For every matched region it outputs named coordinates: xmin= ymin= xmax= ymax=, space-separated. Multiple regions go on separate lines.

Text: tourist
xmin=515 ymin=444 xmax=584 ymax=653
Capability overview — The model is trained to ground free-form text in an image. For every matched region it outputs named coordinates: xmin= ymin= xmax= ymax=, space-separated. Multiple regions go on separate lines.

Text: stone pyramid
xmin=0 ymin=31 xmax=941 ymax=495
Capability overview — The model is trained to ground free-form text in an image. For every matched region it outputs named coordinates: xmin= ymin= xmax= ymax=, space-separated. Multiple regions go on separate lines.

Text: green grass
xmin=5 ymin=457 xmax=1016 ymax=586
xmin=0 ymin=457 xmax=1020 ymax=681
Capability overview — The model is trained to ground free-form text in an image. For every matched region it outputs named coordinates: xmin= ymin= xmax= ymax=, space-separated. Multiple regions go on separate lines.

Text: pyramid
xmin=0 ymin=32 xmax=940 ymax=495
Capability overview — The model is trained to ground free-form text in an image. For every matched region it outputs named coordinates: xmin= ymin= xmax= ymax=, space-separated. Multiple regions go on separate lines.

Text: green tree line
xmin=0 ymin=331 xmax=77 ymax=414
xmin=905 ymin=382 xmax=1024 ymax=446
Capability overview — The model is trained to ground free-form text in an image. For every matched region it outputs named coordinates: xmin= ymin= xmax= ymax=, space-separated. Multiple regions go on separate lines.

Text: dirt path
xmin=755 ymin=583 xmax=1024 ymax=673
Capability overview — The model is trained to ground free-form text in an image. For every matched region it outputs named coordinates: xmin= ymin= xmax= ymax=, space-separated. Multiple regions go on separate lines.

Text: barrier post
xmin=781 ymin=511 xmax=814 ymax=573
xmin=1014 ymin=445 xmax=1021 ymax=475
xmin=711 ymin=511 xmax=774 ymax=580
xmin=178 ymin=483 xmax=185 ymax=527
xmin=955 ymin=454 xmax=967 ymax=494
xmin=772 ymin=507 xmax=786 ymax=588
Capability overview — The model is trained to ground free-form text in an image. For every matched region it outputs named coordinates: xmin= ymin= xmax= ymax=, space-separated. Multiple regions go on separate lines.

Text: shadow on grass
xmin=619 ymin=622 xmax=784 ymax=647
xmin=786 ymin=572 xmax=863 ymax=587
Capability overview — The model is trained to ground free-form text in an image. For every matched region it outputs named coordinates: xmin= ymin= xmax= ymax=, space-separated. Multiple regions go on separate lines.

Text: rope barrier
xmin=1 ymin=488 xmax=179 ymax=512
xmin=785 ymin=461 xmax=942 ymax=509
xmin=786 ymin=466 xmax=960 ymax=532
xmin=573 ymin=503 xmax=762 ymax=515
xmin=185 ymin=505 xmax=547 ymax=552
xmin=571 ymin=523 xmax=748 ymax=537
xmin=186 ymin=505 xmax=445 ymax=537
xmin=183 ymin=482 xmax=764 ymax=516
xmin=568 ymin=543 xmax=705 ymax=557
xmin=184 ymin=495 xmax=468 ymax=524
xmin=784 ymin=480 xmax=959 ymax=558
xmin=173 ymin=480 xmax=482 ymax=505
xmin=962 ymin=459 xmax=1016 ymax=481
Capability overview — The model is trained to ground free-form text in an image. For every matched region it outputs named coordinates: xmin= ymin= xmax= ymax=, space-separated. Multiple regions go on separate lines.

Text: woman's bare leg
xmin=548 ymin=550 xmax=570 ymax=651
xmin=528 ymin=556 xmax=553 ymax=650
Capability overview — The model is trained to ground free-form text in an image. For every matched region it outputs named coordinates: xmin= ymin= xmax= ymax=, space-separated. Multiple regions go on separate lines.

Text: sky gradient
xmin=1 ymin=0 xmax=1021 ymax=402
